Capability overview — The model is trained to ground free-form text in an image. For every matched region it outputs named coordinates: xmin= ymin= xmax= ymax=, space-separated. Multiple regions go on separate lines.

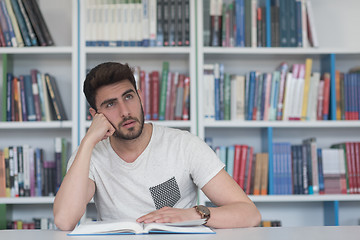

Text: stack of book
xmin=0 ymin=137 xmax=69 ymax=198
xmin=205 ymin=0 xmax=318 ymax=48
xmin=136 ymin=62 xmax=190 ymax=121
xmin=85 ymin=0 xmax=190 ymax=47
xmin=203 ymin=61 xmax=360 ymax=122
xmin=207 ymin=138 xmax=360 ymax=195
xmin=3 ymin=70 xmax=67 ymax=122
xmin=0 ymin=0 xmax=54 ymax=47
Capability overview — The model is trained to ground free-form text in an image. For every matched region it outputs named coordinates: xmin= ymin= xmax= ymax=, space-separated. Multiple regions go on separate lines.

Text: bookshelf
xmin=196 ymin=0 xmax=360 ymax=226
xmin=0 ymin=0 xmax=78 ymax=226
xmin=78 ymin=0 xmax=197 ymax=220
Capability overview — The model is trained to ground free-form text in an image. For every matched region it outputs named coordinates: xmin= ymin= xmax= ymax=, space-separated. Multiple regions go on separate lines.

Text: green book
xmin=0 ymin=204 xmax=6 ymax=229
xmin=159 ymin=61 xmax=169 ymax=120
xmin=2 ymin=54 xmax=8 ymax=121
xmin=223 ymin=73 xmax=231 ymax=120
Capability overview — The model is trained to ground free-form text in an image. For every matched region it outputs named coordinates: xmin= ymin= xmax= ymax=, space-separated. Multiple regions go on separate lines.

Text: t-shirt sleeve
xmin=186 ymin=135 xmax=225 ymax=189
xmin=66 ymin=148 xmax=95 ymax=181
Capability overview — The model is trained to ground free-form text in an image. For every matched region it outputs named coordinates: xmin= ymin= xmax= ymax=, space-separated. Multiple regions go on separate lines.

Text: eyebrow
xmin=99 ymin=89 xmax=136 ymax=108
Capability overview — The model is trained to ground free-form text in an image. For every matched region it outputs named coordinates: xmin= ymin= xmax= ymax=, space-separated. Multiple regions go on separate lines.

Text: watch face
xmin=197 ymin=205 xmax=210 ymax=216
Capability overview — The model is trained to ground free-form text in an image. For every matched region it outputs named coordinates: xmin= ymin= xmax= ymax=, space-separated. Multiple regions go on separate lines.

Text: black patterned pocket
xmin=149 ymin=177 xmax=181 ymax=210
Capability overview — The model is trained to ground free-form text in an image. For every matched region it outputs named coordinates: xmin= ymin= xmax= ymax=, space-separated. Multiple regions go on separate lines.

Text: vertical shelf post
xmin=324 ymin=200 xmax=339 ymax=226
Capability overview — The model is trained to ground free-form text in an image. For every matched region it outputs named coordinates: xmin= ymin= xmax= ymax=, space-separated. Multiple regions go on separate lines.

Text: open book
xmin=68 ymin=219 xmax=215 ymax=235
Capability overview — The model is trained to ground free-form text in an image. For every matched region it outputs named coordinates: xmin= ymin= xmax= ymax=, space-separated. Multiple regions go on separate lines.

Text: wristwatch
xmin=194 ymin=205 xmax=211 ymax=223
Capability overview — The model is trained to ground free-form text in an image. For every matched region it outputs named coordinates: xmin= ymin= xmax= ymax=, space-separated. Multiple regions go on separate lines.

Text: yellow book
xmin=253 ymin=153 xmax=263 ymax=195
xmin=335 ymin=70 xmax=341 ymax=120
xmin=301 ymin=58 xmax=313 ymax=120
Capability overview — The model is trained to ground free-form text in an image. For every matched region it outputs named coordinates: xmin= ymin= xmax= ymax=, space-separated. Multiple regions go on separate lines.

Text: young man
xmin=53 ymin=62 xmax=261 ymax=231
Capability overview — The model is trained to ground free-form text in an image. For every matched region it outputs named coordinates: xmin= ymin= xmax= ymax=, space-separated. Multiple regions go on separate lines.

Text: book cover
xmin=68 ymin=219 xmax=213 ymax=235
xmin=0 ymin=0 xmax=17 ymax=46
xmin=210 ymin=0 xmax=222 ymax=46
xmin=5 ymin=0 xmax=24 ymax=47
xmin=17 ymin=0 xmax=37 ymax=45
xmin=21 ymin=0 xmax=46 ymax=46
xmin=174 ymin=74 xmax=185 ymax=120
xmin=45 ymin=74 xmax=68 ymax=121
xmin=150 ymin=71 xmax=160 ymax=120
xmin=182 ymin=76 xmax=190 ymax=120
xmin=31 ymin=69 xmax=42 ymax=121
xmin=159 ymin=62 xmax=169 ymax=120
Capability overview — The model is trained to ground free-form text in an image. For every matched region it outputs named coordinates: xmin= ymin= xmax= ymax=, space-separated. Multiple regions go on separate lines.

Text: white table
xmin=1 ymin=226 xmax=360 ymax=240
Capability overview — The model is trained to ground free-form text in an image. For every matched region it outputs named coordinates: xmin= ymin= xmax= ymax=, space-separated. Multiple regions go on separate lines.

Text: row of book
xmin=0 ymin=0 xmax=54 ymax=47
xmin=259 ymin=220 xmax=281 ymax=227
xmin=3 ymin=70 xmax=67 ymax=122
xmin=136 ymin=62 xmax=190 ymax=121
xmin=85 ymin=0 xmax=190 ymax=47
xmin=205 ymin=0 xmax=318 ymax=48
xmin=0 ymin=138 xmax=69 ymax=198
xmin=203 ymin=61 xmax=360 ymax=121
xmin=3 ymin=218 xmax=55 ymax=230
xmin=208 ymin=139 xmax=360 ymax=195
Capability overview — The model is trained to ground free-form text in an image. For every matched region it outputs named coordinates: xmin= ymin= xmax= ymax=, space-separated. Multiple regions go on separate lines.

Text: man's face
xmin=95 ymin=80 xmax=144 ymax=140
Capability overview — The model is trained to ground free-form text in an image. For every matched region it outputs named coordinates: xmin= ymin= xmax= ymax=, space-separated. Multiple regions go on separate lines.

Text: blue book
xmin=235 ymin=0 xmax=245 ymax=47
xmin=219 ymin=64 xmax=225 ymax=120
xmin=317 ymin=148 xmax=324 ymax=193
xmin=23 ymin=75 xmax=36 ymax=121
xmin=226 ymin=146 xmax=235 ymax=178
xmin=247 ymin=71 xmax=256 ymax=120
xmin=295 ymin=0 xmax=302 ymax=47
xmin=0 ymin=0 xmax=16 ymax=46
xmin=0 ymin=0 xmax=12 ymax=46
xmin=10 ymin=0 xmax=32 ymax=46
xmin=35 ymin=148 xmax=43 ymax=196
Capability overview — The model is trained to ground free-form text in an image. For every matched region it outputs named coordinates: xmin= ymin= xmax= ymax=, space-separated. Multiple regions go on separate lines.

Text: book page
xmin=144 ymin=219 xmax=213 ymax=234
xmin=68 ymin=220 xmax=144 ymax=235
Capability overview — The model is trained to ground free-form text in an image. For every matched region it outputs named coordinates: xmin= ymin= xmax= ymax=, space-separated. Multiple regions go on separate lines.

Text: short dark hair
xmin=83 ymin=62 xmax=137 ymax=110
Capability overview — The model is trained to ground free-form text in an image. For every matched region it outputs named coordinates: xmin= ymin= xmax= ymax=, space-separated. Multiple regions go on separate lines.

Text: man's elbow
xmin=249 ymin=208 xmax=262 ymax=227
xmin=54 ymin=212 xmax=77 ymax=231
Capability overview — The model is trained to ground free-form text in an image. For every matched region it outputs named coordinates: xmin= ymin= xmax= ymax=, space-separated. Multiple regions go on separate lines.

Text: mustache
xmin=119 ymin=116 xmax=139 ymax=126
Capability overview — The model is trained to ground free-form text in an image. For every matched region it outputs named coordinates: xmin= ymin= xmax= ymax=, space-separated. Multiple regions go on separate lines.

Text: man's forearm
xmin=53 ymin=139 xmax=95 ymax=230
xmin=206 ymin=202 xmax=261 ymax=228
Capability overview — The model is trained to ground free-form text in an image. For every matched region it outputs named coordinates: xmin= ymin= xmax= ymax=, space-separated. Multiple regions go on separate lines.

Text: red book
xmin=245 ymin=147 xmax=254 ymax=195
xmin=151 ymin=71 xmax=160 ymax=120
xmin=322 ymin=73 xmax=331 ymax=120
xmin=344 ymin=142 xmax=354 ymax=194
xmin=355 ymin=142 xmax=360 ymax=193
xmin=233 ymin=145 xmax=242 ymax=184
xmin=238 ymin=145 xmax=248 ymax=189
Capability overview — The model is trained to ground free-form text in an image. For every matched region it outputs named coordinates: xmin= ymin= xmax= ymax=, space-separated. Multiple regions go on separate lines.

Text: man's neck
xmin=109 ymin=123 xmax=153 ymax=163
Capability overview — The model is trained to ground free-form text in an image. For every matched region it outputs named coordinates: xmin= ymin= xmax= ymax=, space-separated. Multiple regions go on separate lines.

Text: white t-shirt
xmin=67 ymin=124 xmax=224 ymax=221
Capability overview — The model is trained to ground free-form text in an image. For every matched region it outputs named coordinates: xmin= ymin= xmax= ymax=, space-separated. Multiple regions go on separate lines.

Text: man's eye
xmin=106 ymin=102 xmax=114 ymax=108
xmin=125 ymin=94 xmax=133 ymax=100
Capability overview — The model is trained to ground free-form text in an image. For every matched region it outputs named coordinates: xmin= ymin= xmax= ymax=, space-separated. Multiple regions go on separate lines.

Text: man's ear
xmin=89 ymin=107 xmax=97 ymax=117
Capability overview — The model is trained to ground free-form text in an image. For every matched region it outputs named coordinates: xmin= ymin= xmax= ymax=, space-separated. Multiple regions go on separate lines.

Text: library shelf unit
xmin=196 ymin=0 xmax=360 ymax=227
xmin=78 ymin=0 xmax=198 ymax=220
xmin=0 ymin=0 xmax=78 ymax=225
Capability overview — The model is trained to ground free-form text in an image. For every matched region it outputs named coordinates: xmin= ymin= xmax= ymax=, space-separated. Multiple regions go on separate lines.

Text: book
xmin=44 ymin=73 xmax=68 ymax=121
xmin=68 ymin=219 xmax=214 ymax=236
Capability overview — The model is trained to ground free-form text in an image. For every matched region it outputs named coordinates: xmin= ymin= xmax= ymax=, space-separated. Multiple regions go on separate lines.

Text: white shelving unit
xmin=196 ymin=0 xmax=360 ymax=226
xmin=0 ymin=0 xmax=78 ymax=223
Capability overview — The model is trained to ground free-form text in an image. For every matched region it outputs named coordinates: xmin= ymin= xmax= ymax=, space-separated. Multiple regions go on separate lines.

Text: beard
xmin=112 ymin=105 xmax=145 ymax=140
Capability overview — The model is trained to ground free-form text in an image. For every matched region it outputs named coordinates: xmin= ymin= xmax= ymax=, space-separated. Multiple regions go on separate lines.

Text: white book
xmin=68 ymin=219 xmax=212 ymax=235
xmin=108 ymin=0 xmax=117 ymax=46
xmin=122 ymin=0 xmax=130 ymax=45
xmin=282 ymin=72 xmax=293 ymax=121
xmin=306 ymin=72 xmax=320 ymax=121
xmin=230 ymin=75 xmax=245 ymax=121
xmin=142 ymin=0 xmax=150 ymax=46
xmin=115 ymin=0 xmax=123 ymax=46
xmin=102 ymin=0 xmax=110 ymax=45
xmin=203 ymin=64 xmax=215 ymax=120
xmin=305 ymin=0 xmax=319 ymax=47
xmin=128 ymin=0 xmax=136 ymax=45
xmin=135 ymin=0 xmax=143 ymax=46
xmin=148 ymin=0 xmax=157 ymax=46
xmin=301 ymin=0 xmax=309 ymax=48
